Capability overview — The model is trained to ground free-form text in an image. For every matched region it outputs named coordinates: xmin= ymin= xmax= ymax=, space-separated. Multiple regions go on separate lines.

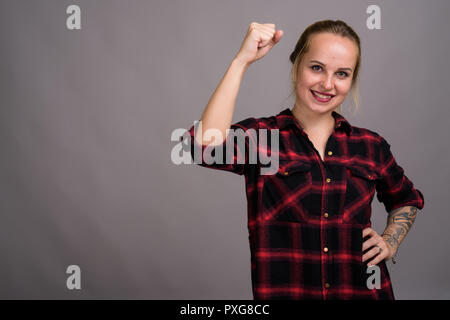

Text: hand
xmin=362 ymin=227 xmax=397 ymax=266
xmin=234 ymin=22 xmax=283 ymax=67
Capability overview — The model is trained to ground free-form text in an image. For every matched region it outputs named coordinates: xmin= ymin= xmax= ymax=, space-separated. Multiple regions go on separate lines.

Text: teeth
xmin=313 ymin=91 xmax=332 ymax=99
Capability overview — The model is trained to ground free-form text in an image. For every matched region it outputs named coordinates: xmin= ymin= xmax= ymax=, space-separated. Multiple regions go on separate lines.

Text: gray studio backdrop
xmin=0 ymin=0 xmax=448 ymax=299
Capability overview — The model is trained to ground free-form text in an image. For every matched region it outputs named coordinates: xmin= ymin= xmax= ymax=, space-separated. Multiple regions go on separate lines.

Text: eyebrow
xmin=309 ymin=60 xmax=353 ymax=72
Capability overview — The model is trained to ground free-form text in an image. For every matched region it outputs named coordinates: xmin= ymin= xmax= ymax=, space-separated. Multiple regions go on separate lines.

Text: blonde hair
xmin=288 ymin=19 xmax=361 ymax=115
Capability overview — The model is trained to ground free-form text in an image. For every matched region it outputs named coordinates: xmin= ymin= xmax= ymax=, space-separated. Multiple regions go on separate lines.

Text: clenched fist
xmin=234 ymin=22 xmax=283 ymax=67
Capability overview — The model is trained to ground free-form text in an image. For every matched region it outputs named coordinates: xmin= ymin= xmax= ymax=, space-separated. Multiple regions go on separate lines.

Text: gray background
xmin=0 ymin=0 xmax=448 ymax=299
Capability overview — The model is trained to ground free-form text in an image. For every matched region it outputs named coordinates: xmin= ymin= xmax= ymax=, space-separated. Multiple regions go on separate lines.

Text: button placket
xmin=313 ymin=146 xmax=334 ymax=298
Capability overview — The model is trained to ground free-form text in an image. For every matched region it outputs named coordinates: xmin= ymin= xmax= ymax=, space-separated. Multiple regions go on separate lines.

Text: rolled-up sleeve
xmin=180 ymin=117 xmax=259 ymax=176
xmin=375 ymin=136 xmax=425 ymax=212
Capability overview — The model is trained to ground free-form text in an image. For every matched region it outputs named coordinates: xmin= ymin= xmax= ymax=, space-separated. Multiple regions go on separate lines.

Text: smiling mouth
xmin=310 ymin=90 xmax=335 ymax=102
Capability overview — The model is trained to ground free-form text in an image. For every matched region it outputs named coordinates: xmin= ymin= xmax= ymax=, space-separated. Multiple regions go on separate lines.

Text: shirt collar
xmin=275 ymin=108 xmax=352 ymax=136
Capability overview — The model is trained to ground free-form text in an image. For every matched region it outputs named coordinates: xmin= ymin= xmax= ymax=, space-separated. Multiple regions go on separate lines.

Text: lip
xmin=310 ymin=90 xmax=335 ymax=103
xmin=311 ymin=90 xmax=335 ymax=97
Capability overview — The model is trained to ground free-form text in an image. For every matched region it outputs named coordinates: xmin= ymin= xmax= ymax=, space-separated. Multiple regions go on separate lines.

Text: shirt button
xmin=323 ymin=247 xmax=329 ymax=253
xmin=325 ymin=283 xmax=330 ymax=289
xmin=284 ymin=171 xmax=289 ymax=175
xmin=326 ymin=178 xmax=331 ymax=183
xmin=327 ymin=150 xmax=333 ymax=156
xmin=324 ymin=212 xmax=329 ymax=218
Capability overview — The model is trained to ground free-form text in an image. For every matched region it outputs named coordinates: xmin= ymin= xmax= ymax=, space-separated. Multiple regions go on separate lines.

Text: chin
xmin=307 ymin=102 xmax=337 ymax=114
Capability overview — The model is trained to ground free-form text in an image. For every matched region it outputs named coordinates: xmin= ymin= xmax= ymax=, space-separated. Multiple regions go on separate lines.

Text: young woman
xmin=182 ymin=20 xmax=424 ymax=300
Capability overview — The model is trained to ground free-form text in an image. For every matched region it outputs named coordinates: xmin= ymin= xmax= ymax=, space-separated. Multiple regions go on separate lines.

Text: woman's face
xmin=295 ymin=32 xmax=358 ymax=115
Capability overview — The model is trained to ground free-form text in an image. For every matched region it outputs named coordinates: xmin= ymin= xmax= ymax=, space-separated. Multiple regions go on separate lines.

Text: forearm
xmin=195 ymin=58 xmax=250 ymax=146
xmin=381 ymin=206 xmax=418 ymax=254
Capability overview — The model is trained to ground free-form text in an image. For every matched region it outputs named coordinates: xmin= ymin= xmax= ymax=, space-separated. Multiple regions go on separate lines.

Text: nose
xmin=321 ymin=73 xmax=334 ymax=91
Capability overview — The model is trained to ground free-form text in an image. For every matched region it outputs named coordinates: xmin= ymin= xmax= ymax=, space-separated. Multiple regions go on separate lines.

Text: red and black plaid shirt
xmin=182 ymin=107 xmax=424 ymax=300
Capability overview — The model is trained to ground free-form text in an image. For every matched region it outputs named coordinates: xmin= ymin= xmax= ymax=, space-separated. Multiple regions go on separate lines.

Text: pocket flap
xmin=277 ymin=161 xmax=312 ymax=177
xmin=346 ymin=164 xmax=378 ymax=181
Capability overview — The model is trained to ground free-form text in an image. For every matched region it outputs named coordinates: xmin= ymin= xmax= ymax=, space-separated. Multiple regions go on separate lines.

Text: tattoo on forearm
xmin=382 ymin=206 xmax=418 ymax=249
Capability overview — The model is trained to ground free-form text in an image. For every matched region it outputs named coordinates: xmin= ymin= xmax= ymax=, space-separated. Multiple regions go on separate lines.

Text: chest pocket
xmin=260 ymin=160 xmax=313 ymax=222
xmin=343 ymin=164 xmax=379 ymax=223
xmin=347 ymin=165 xmax=378 ymax=181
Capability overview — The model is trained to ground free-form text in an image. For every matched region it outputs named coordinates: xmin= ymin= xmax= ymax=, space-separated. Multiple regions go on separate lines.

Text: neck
xmin=291 ymin=102 xmax=336 ymax=133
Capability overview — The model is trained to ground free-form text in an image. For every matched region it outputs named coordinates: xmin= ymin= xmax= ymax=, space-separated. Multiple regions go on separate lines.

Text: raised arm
xmin=195 ymin=22 xmax=283 ymax=146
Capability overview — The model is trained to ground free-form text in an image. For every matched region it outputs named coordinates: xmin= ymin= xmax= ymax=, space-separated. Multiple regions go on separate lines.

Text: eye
xmin=337 ymin=71 xmax=349 ymax=78
xmin=311 ymin=65 xmax=322 ymax=71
